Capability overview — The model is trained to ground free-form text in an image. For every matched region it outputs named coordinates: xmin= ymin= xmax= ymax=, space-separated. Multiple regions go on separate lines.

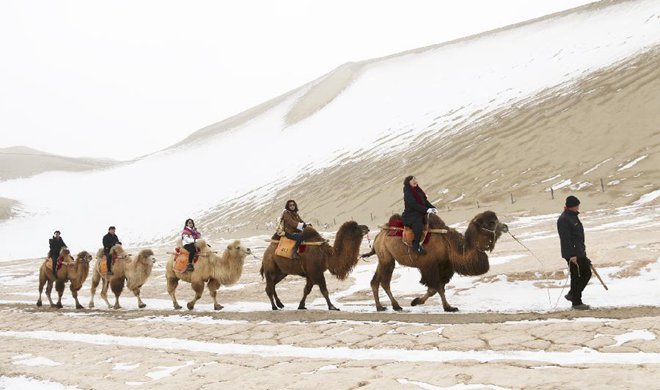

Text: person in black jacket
xmin=401 ymin=175 xmax=437 ymax=255
xmin=557 ymin=195 xmax=592 ymax=310
xmin=48 ymin=230 xmax=67 ymax=278
xmin=102 ymin=226 xmax=122 ymax=276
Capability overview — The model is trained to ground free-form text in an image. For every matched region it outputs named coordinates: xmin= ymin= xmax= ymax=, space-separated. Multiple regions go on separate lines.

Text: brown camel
xmin=361 ymin=211 xmax=507 ymax=312
xmin=260 ymin=221 xmax=370 ymax=311
xmin=166 ymin=239 xmax=251 ymax=310
xmin=37 ymin=249 xmax=92 ymax=309
xmin=88 ymin=245 xmax=156 ymax=309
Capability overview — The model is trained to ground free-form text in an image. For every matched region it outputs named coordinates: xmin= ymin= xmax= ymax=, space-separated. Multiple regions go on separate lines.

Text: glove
xmin=427 ymin=208 xmax=437 ymax=214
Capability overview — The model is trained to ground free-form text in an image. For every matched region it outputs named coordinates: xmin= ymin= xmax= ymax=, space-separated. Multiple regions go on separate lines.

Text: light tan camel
xmin=166 ymin=239 xmax=251 ymax=310
xmin=37 ymin=249 xmax=92 ymax=309
xmin=260 ymin=221 xmax=370 ymax=311
xmin=361 ymin=211 xmax=508 ymax=312
xmin=88 ymin=245 xmax=156 ymax=309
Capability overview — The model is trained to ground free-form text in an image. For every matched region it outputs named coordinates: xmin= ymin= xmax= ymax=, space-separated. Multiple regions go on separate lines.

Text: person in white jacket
xmin=181 ymin=218 xmax=201 ymax=272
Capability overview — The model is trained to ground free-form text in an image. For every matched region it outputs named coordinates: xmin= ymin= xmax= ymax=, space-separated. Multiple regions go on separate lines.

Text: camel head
xmin=225 ymin=240 xmax=251 ymax=258
xmin=135 ymin=249 xmax=157 ymax=265
xmin=465 ymin=211 xmax=508 ymax=253
xmin=76 ymin=251 xmax=93 ymax=264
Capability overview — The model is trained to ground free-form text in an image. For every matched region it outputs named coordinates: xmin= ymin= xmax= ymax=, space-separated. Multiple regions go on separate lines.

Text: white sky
xmin=0 ymin=0 xmax=596 ymax=160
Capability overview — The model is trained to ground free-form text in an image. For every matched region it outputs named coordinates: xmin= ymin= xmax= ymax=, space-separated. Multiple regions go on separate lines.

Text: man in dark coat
xmin=48 ymin=230 xmax=67 ymax=278
xmin=401 ymin=176 xmax=437 ymax=255
xmin=557 ymin=195 xmax=592 ymax=310
xmin=102 ymin=226 xmax=122 ymax=276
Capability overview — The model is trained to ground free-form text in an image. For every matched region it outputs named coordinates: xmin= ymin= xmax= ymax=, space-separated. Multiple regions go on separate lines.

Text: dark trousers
xmin=184 ymin=243 xmax=197 ymax=264
xmin=567 ymin=257 xmax=592 ymax=305
xmin=409 ymin=219 xmax=424 ymax=251
xmin=285 ymin=232 xmax=303 ymax=253
xmin=50 ymin=253 xmax=58 ymax=276
xmin=104 ymin=249 xmax=113 ymax=272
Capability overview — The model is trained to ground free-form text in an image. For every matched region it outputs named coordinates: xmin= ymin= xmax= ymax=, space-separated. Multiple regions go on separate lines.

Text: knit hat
xmin=565 ymin=195 xmax=580 ymax=208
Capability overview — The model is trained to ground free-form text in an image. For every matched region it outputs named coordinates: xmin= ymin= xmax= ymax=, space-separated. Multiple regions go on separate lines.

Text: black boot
xmin=186 ymin=263 xmax=194 ymax=272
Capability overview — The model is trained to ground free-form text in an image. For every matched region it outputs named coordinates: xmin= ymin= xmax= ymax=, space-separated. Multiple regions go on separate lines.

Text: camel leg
xmin=265 ymin=273 xmax=280 ymax=311
xmin=411 ymin=287 xmax=438 ymax=307
xmin=88 ymin=271 xmax=100 ymax=308
xmin=132 ymin=285 xmax=146 ymax=309
xmin=71 ymin=284 xmax=84 ymax=310
xmin=100 ymin=278 xmax=112 ymax=309
xmin=272 ymin=274 xmax=286 ymax=309
xmin=438 ymin=284 xmax=458 ymax=312
xmin=207 ymin=278 xmax=223 ymax=310
xmin=297 ymin=278 xmax=314 ymax=310
xmin=167 ymin=277 xmax=182 ymax=310
xmin=45 ymin=280 xmax=56 ymax=308
xmin=187 ymin=281 xmax=204 ymax=310
xmin=110 ymin=277 xmax=125 ymax=310
xmin=37 ymin=273 xmax=47 ymax=307
xmin=370 ymin=267 xmax=385 ymax=312
xmin=379 ymin=260 xmax=402 ymax=311
xmin=55 ymin=280 xmax=65 ymax=309
xmin=316 ymin=275 xmax=339 ymax=311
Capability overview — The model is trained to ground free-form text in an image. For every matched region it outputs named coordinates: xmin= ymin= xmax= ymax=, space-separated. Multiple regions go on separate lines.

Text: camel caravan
xmin=35 ymin=175 xmax=516 ymax=313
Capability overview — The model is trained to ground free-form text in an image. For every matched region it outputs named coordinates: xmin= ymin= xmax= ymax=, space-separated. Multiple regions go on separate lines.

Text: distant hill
xmin=0 ymin=146 xmax=116 ymax=181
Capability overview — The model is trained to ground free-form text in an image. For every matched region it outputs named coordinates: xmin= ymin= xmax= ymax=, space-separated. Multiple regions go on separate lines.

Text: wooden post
xmin=600 ymin=178 xmax=605 ymax=192
xmin=510 ymin=193 xmax=515 ymax=204
xmin=333 ymin=218 xmax=336 ymax=226
xmin=370 ymin=212 xmax=374 ymax=221
xmin=476 ymin=200 xmax=480 ymax=208
xmin=551 ymin=187 xmax=554 ymax=199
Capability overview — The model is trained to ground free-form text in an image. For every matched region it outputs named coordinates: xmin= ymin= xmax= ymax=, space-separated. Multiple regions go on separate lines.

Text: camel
xmin=361 ymin=211 xmax=508 ymax=312
xmin=166 ymin=239 xmax=251 ymax=310
xmin=88 ymin=244 xmax=156 ymax=309
xmin=260 ymin=221 xmax=370 ymax=311
xmin=37 ymin=248 xmax=93 ymax=309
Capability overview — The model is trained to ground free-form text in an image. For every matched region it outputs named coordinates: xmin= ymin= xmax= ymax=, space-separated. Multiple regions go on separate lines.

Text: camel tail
xmin=259 ymin=263 xmax=264 ymax=279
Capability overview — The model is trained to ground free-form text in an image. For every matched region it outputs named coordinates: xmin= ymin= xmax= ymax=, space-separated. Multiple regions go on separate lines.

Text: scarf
xmin=182 ymin=226 xmax=201 ymax=239
xmin=409 ymin=185 xmax=427 ymax=206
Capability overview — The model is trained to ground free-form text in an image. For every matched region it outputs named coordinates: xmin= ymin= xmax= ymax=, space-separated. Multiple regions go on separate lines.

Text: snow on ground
xmin=0 ymin=0 xmax=658 ymax=260
xmin=0 ymin=376 xmax=79 ymax=390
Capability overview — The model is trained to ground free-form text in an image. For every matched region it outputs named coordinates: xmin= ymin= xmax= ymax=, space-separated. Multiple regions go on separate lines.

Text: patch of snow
xmin=0 ymin=376 xmax=79 ymax=390
xmin=398 ymin=379 xmax=510 ymax=390
xmin=607 ymin=180 xmax=621 ymax=186
xmin=613 ymin=330 xmax=656 ymax=346
xmin=583 ymin=158 xmax=612 ymax=175
xmin=3 ymin=330 xmax=660 ymax=365
xmin=617 ymin=155 xmax=647 ymax=171
xmin=541 ymin=175 xmax=561 ymax=183
xmin=550 ymin=179 xmax=572 ymax=190
xmin=113 ymin=362 xmax=141 ymax=371
xmin=12 ymin=355 xmax=62 ymax=367
xmin=129 ymin=315 xmax=248 ymax=325
xmin=146 ymin=361 xmax=194 ymax=380
xmin=450 ymin=193 xmax=465 ymax=203
xmin=633 ymin=189 xmax=660 ymax=206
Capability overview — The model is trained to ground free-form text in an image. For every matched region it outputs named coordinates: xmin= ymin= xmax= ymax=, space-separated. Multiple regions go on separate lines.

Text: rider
xmin=278 ymin=200 xmax=309 ymax=259
xmin=48 ymin=230 xmax=67 ymax=278
xmin=182 ymin=218 xmax=202 ymax=272
xmin=102 ymin=226 xmax=122 ymax=276
xmin=401 ymin=175 xmax=437 ymax=255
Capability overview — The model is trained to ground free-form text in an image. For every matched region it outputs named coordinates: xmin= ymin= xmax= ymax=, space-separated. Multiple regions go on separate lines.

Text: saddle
xmin=274 ymin=237 xmax=307 ymax=259
xmin=173 ymin=247 xmax=200 ymax=273
xmin=386 ymin=216 xmax=429 ymax=246
xmin=45 ymin=256 xmax=67 ymax=271
xmin=99 ymin=253 xmax=120 ymax=275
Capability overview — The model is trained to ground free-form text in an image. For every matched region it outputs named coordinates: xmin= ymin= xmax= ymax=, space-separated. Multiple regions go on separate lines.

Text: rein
xmin=507 ymin=231 xmax=553 ymax=307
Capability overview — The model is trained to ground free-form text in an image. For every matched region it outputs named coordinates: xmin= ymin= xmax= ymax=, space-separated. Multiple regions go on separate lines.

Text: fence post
xmin=600 ymin=178 xmax=605 ymax=192
xmin=476 ymin=200 xmax=480 ymax=208
xmin=370 ymin=212 xmax=374 ymax=221
xmin=510 ymin=193 xmax=515 ymax=204
xmin=551 ymin=187 xmax=554 ymax=199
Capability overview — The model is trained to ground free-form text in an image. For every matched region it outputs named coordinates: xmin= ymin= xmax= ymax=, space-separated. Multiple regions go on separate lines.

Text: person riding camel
xmin=102 ymin=226 xmax=122 ymax=276
xmin=181 ymin=218 xmax=202 ymax=272
xmin=402 ymin=175 xmax=437 ymax=255
xmin=48 ymin=230 xmax=67 ymax=278
xmin=277 ymin=200 xmax=310 ymax=259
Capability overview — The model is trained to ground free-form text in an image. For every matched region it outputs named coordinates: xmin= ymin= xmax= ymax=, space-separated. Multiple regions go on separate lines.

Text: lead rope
xmin=507 ymin=231 xmax=553 ymax=307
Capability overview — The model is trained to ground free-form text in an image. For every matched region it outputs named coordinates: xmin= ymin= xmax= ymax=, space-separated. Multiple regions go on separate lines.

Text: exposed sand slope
xmin=200 ymin=49 xmax=659 ymax=237
xmin=0 ymin=146 xmax=115 ymax=181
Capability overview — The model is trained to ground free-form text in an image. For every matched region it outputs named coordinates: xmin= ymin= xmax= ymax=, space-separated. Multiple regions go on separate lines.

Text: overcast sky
xmin=0 ymin=0 xmax=595 ymax=160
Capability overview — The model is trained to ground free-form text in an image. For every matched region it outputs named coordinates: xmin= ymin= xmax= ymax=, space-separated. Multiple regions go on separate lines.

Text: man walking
xmin=557 ymin=195 xmax=592 ymax=310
